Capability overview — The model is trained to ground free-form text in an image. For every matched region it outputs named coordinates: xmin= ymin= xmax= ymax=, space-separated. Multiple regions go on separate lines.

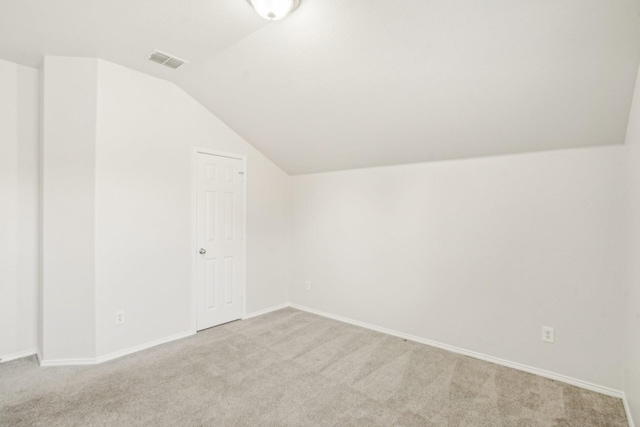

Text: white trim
xmin=95 ymin=330 xmax=195 ymax=364
xmin=191 ymin=147 xmax=248 ymax=333
xmin=193 ymin=147 xmax=246 ymax=161
xmin=623 ymin=393 xmax=636 ymax=427
xmin=39 ymin=357 xmax=96 ymax=366
xmin=0 ymin=349 xmax=38 ymax=363
xmin=39 ymin=330 xmax=194 ymax=367
xmin=289 ymin=303 xmax=625 ymax=399
xmin=25 ymin=300 xmax=635 ymax=427
xmin=242 ymin=303 xmax=289 ymax=320
xmin=191 ymin=148 xmax=198 ymax=334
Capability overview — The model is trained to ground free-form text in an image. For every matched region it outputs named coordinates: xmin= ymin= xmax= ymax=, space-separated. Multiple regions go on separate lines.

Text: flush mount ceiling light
xmin=247 ymin=0 xmax=300 ymax=21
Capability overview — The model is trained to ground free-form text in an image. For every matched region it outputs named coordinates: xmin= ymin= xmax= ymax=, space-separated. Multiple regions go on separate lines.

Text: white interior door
xmin=196 ymin=152 xmax=244 ymax=331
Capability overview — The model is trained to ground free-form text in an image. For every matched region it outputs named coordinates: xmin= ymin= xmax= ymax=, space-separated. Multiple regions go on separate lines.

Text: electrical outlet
xmin=305 ymin=280 xmax=311 ymax=291
xmin=542 ymin=326 xmax=554 ymax=343
xmin=115 ymin=310 xmax=125 ymax=325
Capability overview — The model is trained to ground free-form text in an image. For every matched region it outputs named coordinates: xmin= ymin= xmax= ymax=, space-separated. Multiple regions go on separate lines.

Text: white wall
xmin=625 ymin=67 xmax=640 ymax=424
xmin=40 ymin=57 xmax=98 ymax=361
xmin=93 ymin=60 xmax=290 ymax=357
xmin=37 ymin=57 xmax=290 ymax=361
xmin=0 ymin=59 xmax=39 ymax=361
xmin=9 ymin=52 xmax=634 ymax=409
xmin=290 ymin=146 xmax=626 ymax=390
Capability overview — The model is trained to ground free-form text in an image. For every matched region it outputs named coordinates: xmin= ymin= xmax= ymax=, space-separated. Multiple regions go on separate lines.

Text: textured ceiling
xmin=2 ymin=0 xmax=640 ymax=174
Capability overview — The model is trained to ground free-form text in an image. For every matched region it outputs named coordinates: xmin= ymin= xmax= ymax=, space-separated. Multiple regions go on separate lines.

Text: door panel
xmin=196 ymin=153 xmax=244 ymax=330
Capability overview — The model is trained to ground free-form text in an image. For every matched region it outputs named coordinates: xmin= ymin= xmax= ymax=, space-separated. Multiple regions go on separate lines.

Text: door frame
xmin=191 ymin=147 xmax=248 ymax=333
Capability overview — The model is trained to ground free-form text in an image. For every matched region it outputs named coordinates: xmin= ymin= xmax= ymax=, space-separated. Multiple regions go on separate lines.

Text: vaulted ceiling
xmin=2 ymin=0 xmax=640 ymax=174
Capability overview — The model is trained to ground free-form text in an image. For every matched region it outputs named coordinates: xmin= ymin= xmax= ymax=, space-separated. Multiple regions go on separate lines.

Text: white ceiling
xmin=2 ymin=0 xmax=640 ymax=174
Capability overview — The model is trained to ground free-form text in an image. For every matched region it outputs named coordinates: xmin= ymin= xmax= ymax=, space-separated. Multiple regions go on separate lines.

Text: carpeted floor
xmin=0 ymin=308 xmax=629 ymax=426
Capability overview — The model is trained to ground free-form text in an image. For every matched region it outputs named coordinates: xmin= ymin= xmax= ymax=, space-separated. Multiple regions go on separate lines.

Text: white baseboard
xmin=35 ymin=303 xmax=289 ymax=367
xmin=39 ymin=330 xmax=195 ymax=367
xmin=623 ymin=393 xmax=636 ymax=427
xmin=25 ymin=301 xmax=635 ymax=426
xmin=243 ymin=302 xmax=289 ymax=320
xmin=289 ymin=304 xmax=625 ymax=400
xmin=0 ymin=348 xmax=38 ymax=363
xmin=38 ymin=356 xmax=96 ymax=366
xmin=95 ymin=330 xmax=195 ymax=364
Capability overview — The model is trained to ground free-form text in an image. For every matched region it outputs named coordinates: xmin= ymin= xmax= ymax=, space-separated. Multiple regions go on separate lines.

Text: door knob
xmin=199 ymin=248 xmax=206 ymax=254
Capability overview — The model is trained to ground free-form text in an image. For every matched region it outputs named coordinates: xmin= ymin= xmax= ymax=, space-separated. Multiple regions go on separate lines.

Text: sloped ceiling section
xmin=2 ymin=0 xmax=640 ymax=174
xmin=0 ymin=0 xmax=267 ymax=87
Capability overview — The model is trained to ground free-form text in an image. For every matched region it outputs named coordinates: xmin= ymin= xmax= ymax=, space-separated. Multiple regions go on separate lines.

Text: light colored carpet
xmin=0 ymin=308 xmax=628 ymax=426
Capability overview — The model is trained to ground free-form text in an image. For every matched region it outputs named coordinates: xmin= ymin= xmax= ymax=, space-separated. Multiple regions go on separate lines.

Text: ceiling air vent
xmin=148 ymin=50 xmax=188 ymax=69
